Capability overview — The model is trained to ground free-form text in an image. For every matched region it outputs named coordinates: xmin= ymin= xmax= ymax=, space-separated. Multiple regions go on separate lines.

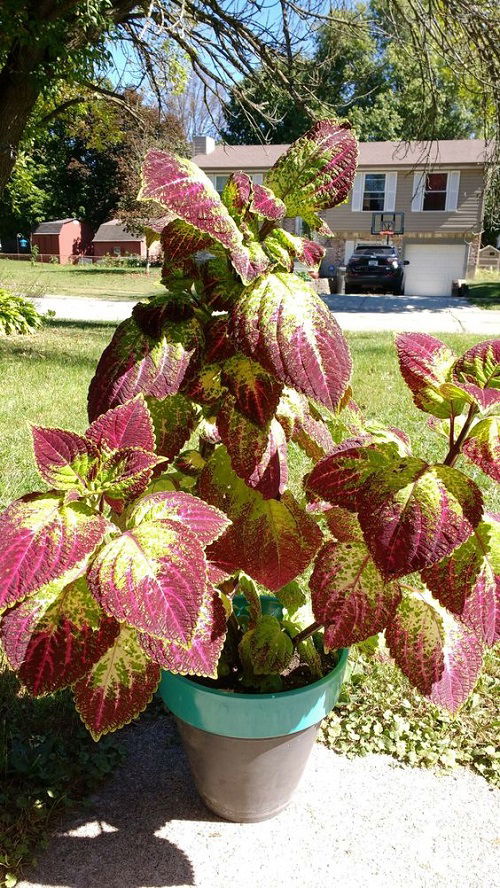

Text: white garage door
xmin=404 ymin=243 xmax=467 ymax=297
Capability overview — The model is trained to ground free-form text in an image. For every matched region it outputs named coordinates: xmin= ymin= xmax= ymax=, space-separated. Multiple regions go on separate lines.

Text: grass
xmin=466 ymin=269 xmax=500 ymax=310
xmin=0 ymin=258 xmax=162 ymax=302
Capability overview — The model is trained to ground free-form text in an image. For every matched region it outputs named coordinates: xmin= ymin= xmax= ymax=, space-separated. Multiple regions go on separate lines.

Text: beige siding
xmin=322 ymin=168 xmax=484 ymax=235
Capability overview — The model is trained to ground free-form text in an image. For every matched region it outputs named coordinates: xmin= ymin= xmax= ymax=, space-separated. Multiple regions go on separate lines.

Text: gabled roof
xmin=92 ymin=219 xmax=143 ymax=243
xmin=33 ymin=218 xmax=77 ymax=235
xmin=192 ymin=139 xmax=490 ymax=170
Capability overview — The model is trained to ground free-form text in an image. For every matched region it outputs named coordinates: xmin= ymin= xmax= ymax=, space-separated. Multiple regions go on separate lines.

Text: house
xmin=31 ymin=218 xmax=92 ymax=263
xmin=192 ymin=137 xmax=489 ymax=297
xmin=92 ymin=219 xmax=161 ymax=260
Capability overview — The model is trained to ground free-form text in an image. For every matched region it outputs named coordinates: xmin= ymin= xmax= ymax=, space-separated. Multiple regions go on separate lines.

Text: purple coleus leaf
xmin=251 ymin=183 xmax=286 ymax=221
xmin=139 ymin=586 xmax=227 ymax=679
xmin=74 ymin=624 xmax=161 ymax=740
xmin=0 ymin=577 xmax=119 ymax=696
xmin=276 ymin=388 xmax=334 ymax=461
xmin=395 ymin=333 xmax=466 ymax=418
xmin=0 ymin=492 xmax=112 ymax=613
xmin=32 ymin=427 xmax=99 ymax=491
xmin=87 ymin=519 xmax=207 ymax=644
xmin=357 ymin=458 xmax=483 ymax=580
xmin=216 ymin=398 xmax=288 ymax=499
xmin=87 ymin=315 xmax=203 ymax=422
xmin=230 ymin=272 xmax=351 ymax=410
xmin=422 ymin=513 xmax=500 ymax=645
xmin=161 ymin=218 xmax=216 ymax=274
xmin=86 ymin=395 xmax=155 ymax=453
xmin=264 ymin=120 xmax=358 ymax=232
xmin=452 ymin=338 xmax=500 ymax=410
xmin=222 ymin=172 xmax=286 ymax=223
xmin=386 ymin=581 xmax=484 ymax=713
xmin=306 ymin=439 xmax=390 ymax=511
xmin=204 ymin=316 xmax=237 ymax=363
xmin=185 ymin=363 xmax=226 ymax=407
xmin=198 ymin=448 xmax=322 ymax=590
xmin=221 ymin=354 xmax=283 ymax=427
xmin=126 ymin=489 xmax=231 ymax=547
xmin=325 ymin=506 xmax=364 ymax=542
xmin=462 ymin=416 xmax=500 ymax=481
xmin=310 ymin=540 xmax=401 ymax=649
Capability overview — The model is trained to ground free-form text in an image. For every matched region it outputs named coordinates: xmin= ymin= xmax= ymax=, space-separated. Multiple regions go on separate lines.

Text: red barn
xmin=31 ymin=219 xmax=92 ymax=263
xmin=92 ymin=219 xmax=162 ymax=260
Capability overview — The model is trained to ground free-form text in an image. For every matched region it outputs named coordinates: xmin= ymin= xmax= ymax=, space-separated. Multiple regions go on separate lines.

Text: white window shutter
xmin=252 ymin=173 xmax=263 ymax=185
xmin=351 ymin=173 xmax=363 ymax=212
xmin=411 ymin=172 xmax=425 ymax=212
xmin=445 ymin=171 xmax=460 ymax=211
xmin=384 ymin=172 xmax=397 ymax=212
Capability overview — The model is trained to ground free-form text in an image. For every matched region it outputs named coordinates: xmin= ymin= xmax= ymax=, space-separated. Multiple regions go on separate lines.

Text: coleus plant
xmin=0 ymin=121 xmax=498 ymax=741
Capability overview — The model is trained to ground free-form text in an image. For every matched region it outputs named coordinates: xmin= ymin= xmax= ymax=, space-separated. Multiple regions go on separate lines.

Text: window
xmin=215 ymin=175 xmax=229 ymax=195
xmin=362 ymin=174 xmax=386 ymax=211
xmin=423 ymin=173 xmax=448 ymax=211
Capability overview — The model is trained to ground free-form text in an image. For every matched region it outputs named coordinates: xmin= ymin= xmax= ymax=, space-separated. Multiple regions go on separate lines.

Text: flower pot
xmin=159 ymin=647 xmax=349 ymax=822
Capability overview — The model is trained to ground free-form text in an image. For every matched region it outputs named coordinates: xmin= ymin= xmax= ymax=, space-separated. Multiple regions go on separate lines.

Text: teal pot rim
xmin=159 ymin=647 xmax=349 ymax=739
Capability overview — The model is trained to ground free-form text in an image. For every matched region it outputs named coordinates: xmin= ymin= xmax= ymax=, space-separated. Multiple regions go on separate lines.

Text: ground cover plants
xmin=0 ymin=121 xmax=498 ymax=748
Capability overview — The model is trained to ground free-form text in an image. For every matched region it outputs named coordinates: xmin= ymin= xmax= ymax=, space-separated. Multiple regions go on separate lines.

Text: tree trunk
xmin=0 ymin=44 xmax=44 ymax=195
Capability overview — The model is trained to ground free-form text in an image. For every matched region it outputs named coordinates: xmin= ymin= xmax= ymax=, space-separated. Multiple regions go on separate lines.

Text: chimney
xmin=192 ymin=135 xmax=216 ymax=157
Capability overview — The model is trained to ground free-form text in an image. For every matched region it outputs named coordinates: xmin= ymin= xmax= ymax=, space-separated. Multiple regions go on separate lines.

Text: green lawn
xmin=466 ymin=280 xmax=500 ymax=310
xmin=0 ymin=258 xmax=162 ymax=301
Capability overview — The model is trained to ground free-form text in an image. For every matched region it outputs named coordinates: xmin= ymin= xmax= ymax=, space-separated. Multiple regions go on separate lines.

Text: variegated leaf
xmin=74 ymin=624 xmax=161 ymax=739
xmin=264 ymin=120 xmax=358 ymax=232
xmin=198 ymin=448 xmax=322 ymax=590
xmin=462 ymin=416 xmax=500 ymax=481
xmin=0 ymin=577 xmax=119 ymax=695
xmin=358 ymin=458 xmax=483 ymax=580
xmin=87 ymin=316 xmax=203 ymax=422
xmin=325 ymin=506 xmax=364 ymax=542
xmin=264 ymin=228 xmax=325 ymax=271
xmin=221 ymin=354 xmax=283 ymax=426
xmin=87 ymin=519 xmax=207 ymax=643
xmin=276 ymin=388 xmax=334 ymax=460
xmin=306 ymin=439 xmax=391 ymax=511
xmin=386 ymin=583 xmax=483 ymax=713
xmin=239 ymin=615 xmax=293 ymax=675
xmin=94 ymin=446 xmax=159 ymax=509
xmin=146 ymin=394 xmax=197 ymax=460
xmin=230 ymin=272 xmax=351 ymax=410
xmin=86 ymin=396 xmax=155 ymax=453
xmin=161 ymin=218 xmax=215 ymax=274
xmin=204 ymin=316 xmax=237 ymax=363
xmin=139 ymin=587 xmax=226 ymax=678
xmin=216 ymin=398 xmax=288 ymax=498
xmin=422 ymin=514 xmax=500 ymax=645
xmin=310 ymin=540 xmax=401 ymax=649
xmin=0 ymin=493 xmax=112 ymax=612
xmin=452 ymin=338 xmax=500 ymax=410
xmin=185 ymin=363 xmax=226 ymax=406
xmin=31 ymin=427 xmax=99 ymax=491
xmin=395 ymin=332 xmax=465 ymax=418
xmin=126 ymin=489 xmax=230 ymax=546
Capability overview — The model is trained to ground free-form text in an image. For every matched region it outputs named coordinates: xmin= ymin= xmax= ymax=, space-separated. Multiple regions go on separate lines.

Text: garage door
xmin=404 ymin=243 xmax=467 ymax=297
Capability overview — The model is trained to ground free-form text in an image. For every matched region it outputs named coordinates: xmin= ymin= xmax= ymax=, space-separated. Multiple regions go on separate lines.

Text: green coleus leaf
xmin=263 ymin=228 xmax=325 ymax=272
xmin=125 ymin=489 xmax=231 ymax=546
xmin=185 ymin=363 xmax=227 ymax=407
xmin=222 ymin=172 xmax=286 ymax=223
xmin=221 ymin=353 xmax=283 ymax=427
xmin=74 ymin=624 xmax=161 ymax=740
xmin=87 ymin=315 xmax=203 ymax=422
xmin=264 ymin=119 xmax=358 ymax=233
xmin=276 ymin=388 xmax=334 ymax=460
xmin=395 ymin=333 xmax=467 ymax=418
xmin=0 ymin=577 xmax=119 ymax=696
xmin=139 ymin=586 xmax=227 ymax=679
xmin=324 ymin=506 xmax=364 ymax=542
xmin=358 ymin=458 xmax=484 ymax=580
xmin=216 ymin=396 xmax=288 ymax=499
xmin=198 ymin=448 xmax=322 ymax=591
xmin=462 ymin=416 xmax=500 ymax=481
xmin=385 ymin=581 xmax=484 ymax=713
xmin=230 ymin=272 xmax=351 ymax=410
xmin=239 ymin=615 xmax=293 ymax=675
xmin=90 ymin=447 xmax=160 ymax=512
xmin=275 ymin=579 xmax=307 ymax=615
xmin=452 ymin=338 xmax=500 ymax=411
xmin=306 ymin=439 xmax=395 ymax=511
xmin=236 ymin=573 xmax=262 ymax=628
xmin=146 ymin=393 xmax=198 ymax=460
xmin=0 ymin=492 xmax=112 ymax=613
xmin=422 ymin=513 xmax=500 ymax=645
xmin=310 ymin=540 xmax=401 ymax=649
xmin=87 ymin=519 xmax=208 ymax=644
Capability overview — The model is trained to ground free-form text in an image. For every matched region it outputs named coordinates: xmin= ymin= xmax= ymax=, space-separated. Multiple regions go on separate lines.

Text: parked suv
xmin=345 ymin=244 xmax=409 ymax=295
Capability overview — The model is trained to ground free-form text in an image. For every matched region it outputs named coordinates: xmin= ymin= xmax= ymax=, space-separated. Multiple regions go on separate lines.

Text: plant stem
xmin=292 ymin=621 xmax=322 ymax=648
xmin=443 ymin=403 xmax=477 ymax=467
xmin=259 ymin=219 xmax=276 ymax=241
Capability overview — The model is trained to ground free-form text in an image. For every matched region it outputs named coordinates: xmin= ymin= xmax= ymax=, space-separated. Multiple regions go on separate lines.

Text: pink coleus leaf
xmin=87 ymin=519 xmax=207 ymax=644
xmin=452 ymin=338 xmax=500 ymax=410
xmin=86 ymin=395 xmax=155 ymax=453
xmin=358 ymin=458 xmax=483 ymax=580
xmin=143 ymin=213 xmax=176 ymax=247
xmin=198 ymin=448 xmax=322 ymax=590
xmin=74 ymin=624 xmax=161 ymax=740
xmin=216 ymin=398 xmax=288 ymax=499
xmin=230 ymin=272 xmax=351 ymax=410
xmin=422 ymin=513 xmax=500 ymax=645
xmin=96 ymin=446 xmax=160 ymax=508
xmin=462 ymin=416 xmax=500 ymax=481
xmin=222 ymin=172 xmax=286 ymax=223
xmin=87 ymin=315 xmax=203 ymax=422
xmin=0 ymin=492 xmax=112 ymax=613
xmin=306 ymin=439 xmax=390 ymax=511
xmin=395 ymin=332 xmax=466 ymax=418
xmin=0 ymin=577 xmax=119 ymax=695
xmin=139 ymin=586 xmax=226 ymax=679
xmin=31 ymin=427 xmax=99 ymax=491
xmin=250 ymin=183 xmax=286 ymax=221
xmin=310 ymin=540 xmax=401 ymax=649
xmin=221 ymin=354 xmax=283 ymax=427
xmin=161 ymin=218 xmax=216 ymax=272
xmin=276 ymin=388 xmax=334 ymax=460
xmin=126 ymin=490 xmax=230 ymax=547
xmin=386 ymin=581 xmax=484 ymax=713
xmin=145 ymin=394 xmax=198 ymax=460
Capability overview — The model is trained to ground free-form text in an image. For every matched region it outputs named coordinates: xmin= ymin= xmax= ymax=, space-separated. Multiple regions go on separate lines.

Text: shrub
xmin=0 ymin=288 xmax=43 ymax=336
